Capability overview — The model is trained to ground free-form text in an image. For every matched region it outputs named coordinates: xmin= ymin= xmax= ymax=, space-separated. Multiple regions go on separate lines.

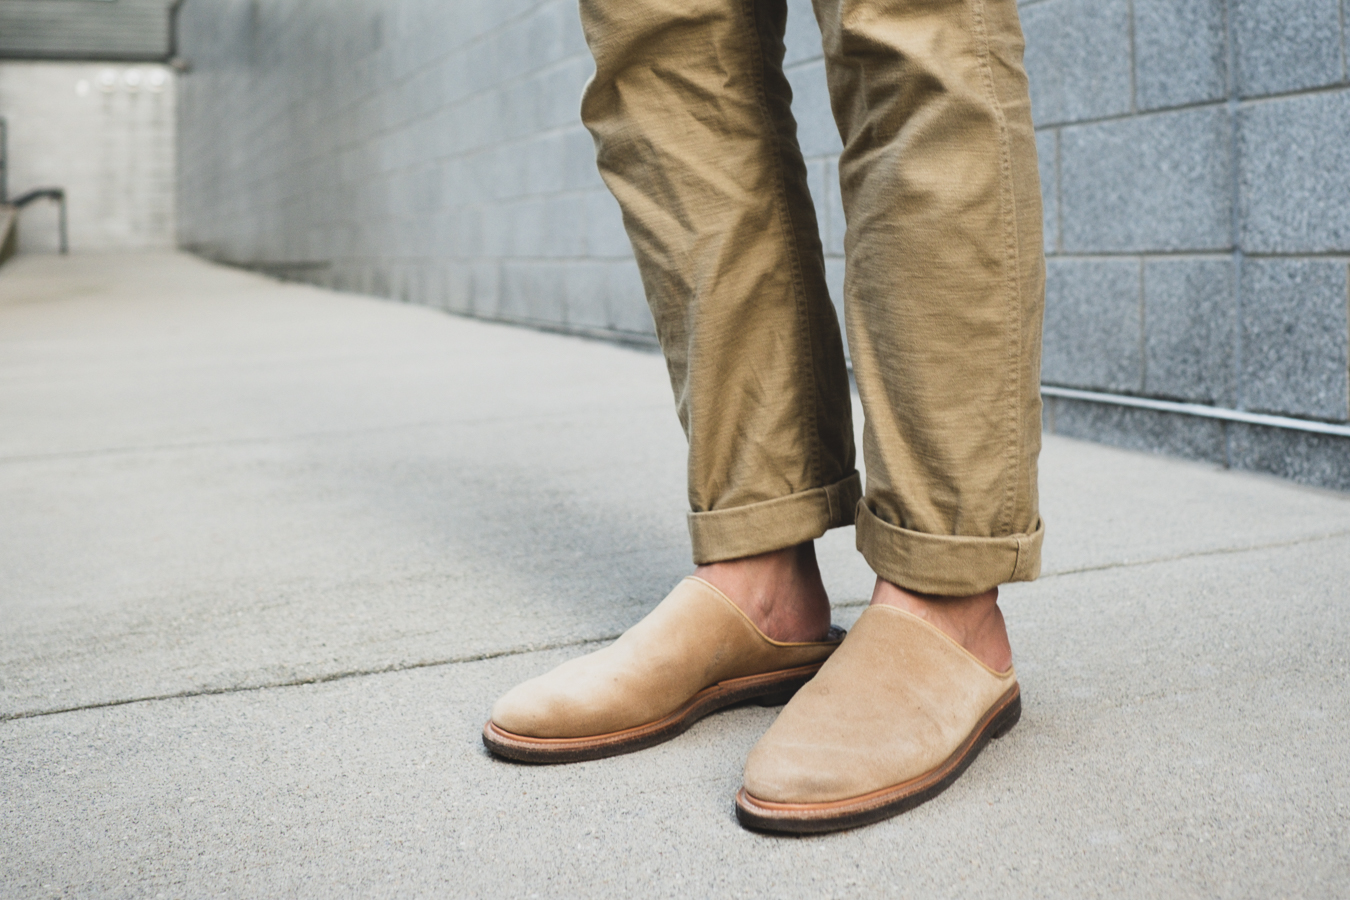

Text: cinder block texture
xmin=1043 ymin=258 xmax=1143 ymax=392
xmin=822 ymin=158 xmax=846 ymax=257
xmin=173 ymin=0 xmax=1350 ymax=496
xmin=0 ymin=62 xmax=176 ymax=252
xmin=1021 ymin=0 xmax=1133 ymax=126
xmin=1045 ymin=396 xmax=1229 ymax=464
xmin=783 ymin=0 xmax=823 ymax=67
xmin=784 ymin=59 xmax=842 ymax=158
xmin=1227 ymin=424 xmax=1350 ymax=492
xmin=1059 ymin=106 xmax=1232 ymax=252
xmin=1239 ymin=89 xmax=1350 ymax=254
xmin=1144 ymin=257 xmax=1236 ymax=404
xmin=1036 ymin=128 xmax=1059 ymax=252
xmin=1239 ymin=259 xmax=1350 ymax=421
xmin=1233 ymin=0 xmax=1345 ymax=97
xmin=1133 ymin=0 xmax=1229 ymax=110
xmin=175 ymin=0 xmax=658 ymax=340
xmin=1044 ymin=397 xmax=1350 ymax=490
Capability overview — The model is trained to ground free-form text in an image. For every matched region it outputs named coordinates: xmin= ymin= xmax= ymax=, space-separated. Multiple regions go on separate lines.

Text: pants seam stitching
xmin=741 ymin=0 xmax=826 ymax=492
xmin=970 ymin=0 xmax=1024 ymax=539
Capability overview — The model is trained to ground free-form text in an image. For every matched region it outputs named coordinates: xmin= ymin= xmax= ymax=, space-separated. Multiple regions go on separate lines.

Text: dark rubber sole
xmin=735 ymin=685 xmax=1022 ymax=834
xmin=482 ymin=662 xmax=827 ymax=764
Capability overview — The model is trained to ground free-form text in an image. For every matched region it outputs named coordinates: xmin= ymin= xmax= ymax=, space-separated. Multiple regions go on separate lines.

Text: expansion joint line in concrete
xmin=0 ymin=632 xmax=622 ymax=724
xmin=1035 ymin=527 xmax=1350 ymax=580
xmin=828 ymin=527 xmax=1350 ymax=606
xmin=5 ymin=530 xmax=1347 ymax=725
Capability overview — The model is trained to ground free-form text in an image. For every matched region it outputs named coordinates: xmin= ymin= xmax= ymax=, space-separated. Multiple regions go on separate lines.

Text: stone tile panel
xmin=1133 ymin=0 xmax=1229 ymax=110
xmin=1144 ymin=257 xmax=1237 ymax=405
xmin=1043 ymin=257 xmax=1144 ymax=392
xmin=1239 ymin=89 xmax=1350 ymax=254
xmin=1060 ymin=106 xmax=1232 ymax=252
xmin=1021 ymin=0 xmax=1133 ymax=126
xmin=1233 ymin=0 xmax=1346 ymax=97
xmin=1239 ymin=258 xmax=1350 ymax=421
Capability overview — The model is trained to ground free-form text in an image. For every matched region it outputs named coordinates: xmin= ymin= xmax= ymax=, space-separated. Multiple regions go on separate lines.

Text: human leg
xmin=579 ymin=0 xmax=859 ymax=566
xmin=484 ymin=0 xmax=860 ymax=761
xmin=737 ymin=0 xmax=1045 ymax=830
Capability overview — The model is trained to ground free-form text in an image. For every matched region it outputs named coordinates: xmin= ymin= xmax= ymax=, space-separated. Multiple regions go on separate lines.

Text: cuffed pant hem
xmin=688 ymin=472 xmax=862 ymax=564
xmin=855 ymin=500 xmax=1044 ymax=596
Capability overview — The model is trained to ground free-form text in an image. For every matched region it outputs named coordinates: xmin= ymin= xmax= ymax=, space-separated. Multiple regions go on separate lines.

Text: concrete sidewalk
xmin=2 ymin=252 xmax=1347 ymax=898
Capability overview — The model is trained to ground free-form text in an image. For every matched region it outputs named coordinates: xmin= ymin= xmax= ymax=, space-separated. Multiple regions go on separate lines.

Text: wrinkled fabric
xmin=579 ymin=0 xmax=1045 ymax=595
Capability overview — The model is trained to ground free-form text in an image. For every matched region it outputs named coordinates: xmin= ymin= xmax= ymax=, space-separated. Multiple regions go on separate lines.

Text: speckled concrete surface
xmin=2 ymin=253 xmax=1347 ymax=898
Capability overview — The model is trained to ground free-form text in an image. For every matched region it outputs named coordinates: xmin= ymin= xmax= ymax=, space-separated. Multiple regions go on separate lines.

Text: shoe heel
xmin=990 ymin=694 xmax=1022 ymax=739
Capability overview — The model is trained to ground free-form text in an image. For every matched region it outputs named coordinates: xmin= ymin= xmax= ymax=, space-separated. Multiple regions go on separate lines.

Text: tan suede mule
xmin=483 ymin=577 xmax=845 ymax=763
xmin=736 ymin=604 xmax=1020 ymax=833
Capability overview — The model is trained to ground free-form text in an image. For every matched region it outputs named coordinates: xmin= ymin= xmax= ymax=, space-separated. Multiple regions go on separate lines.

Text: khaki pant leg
xmin=815 ymin=0 xmax=1046 ymax=594
xmin=579 ymin=0 xmax=860 ymax=564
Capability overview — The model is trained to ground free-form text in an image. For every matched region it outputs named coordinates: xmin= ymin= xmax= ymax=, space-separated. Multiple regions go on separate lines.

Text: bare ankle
xmin=869 ymin=580 xmax=1013 ymax=673
xmin=695 ymin=542 xmax=832 ymax=643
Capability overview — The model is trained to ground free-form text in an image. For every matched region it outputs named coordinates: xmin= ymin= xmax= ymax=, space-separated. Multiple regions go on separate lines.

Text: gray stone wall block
xmin=523 ymin=0 xmax=583 ymax=68
xmin=444 ymin=260 xmax=501 ymax=317
xmin=601 ymin=261 xmax=656 ymax=335
xmin=559 ymin=262 xmax=612 ymax=330
xmin=1133 ymin=0 xmax=1229 ymax=110
xmin=1226 ymin=424 xmax=1350 ymax=491
xmin=558 ymin=127 xmax=606 ymax=192
xmin=534 ymin=57 xmax=593 ymax=131
xmin=824 ymin=255 xmax=846 ymax=337
xmin=784 ymin=0 xmax=823 ymax=67
xmin=496 ymin=76 xmax=546 ymax=142
xmin=1042 ymin=257 xmax=1144 ymax=392
xmin=538 ymin=195 xmax=592 ymax=258
xmin=1021 ymin=0 xmax=1133 ymax=126
xmin=1044 ymin=396 xmax=1229 ymax=463
xmin=1036 ymin=128 xmax=1059 ymax=252
xmin=554 ymin=260 xmax=654 ymax=333
xmin=583 ymin=190 xmax=633 ymax=259
xmin=1239 ymin=258 xmax=1350 ymax=420
xmin=495 ymin=260 xmax=652 ymax=335
xmin=173 ymin=0 xmax=1350 ymax=496
xmin=1233 ymin=0 xmax=1345 ymax=97
xmin=785 ymin=59 xmax=842 ymax=158
xmin=1143 ymin=257 xmax=1237 ymax=404
xmin=1060 ymin=106 xmax=1232 ymax=252
xmin=1239 ymin=89 xmax=1350 ymax=253
xmin=0 ymin=62 xmax=177 ymax=252
xmin=499 ymin=261 xmax=567 ymax=324
xmin=817 ymin=158 xmax=847 ymax=257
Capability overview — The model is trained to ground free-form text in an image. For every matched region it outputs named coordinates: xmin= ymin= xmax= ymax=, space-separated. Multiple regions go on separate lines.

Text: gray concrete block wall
xmin=177 ymin=0 xmax=648 ymax=339
xmin=0 ymin=62 xmax=177 ymax=252
xmin=1025 ymin=0 xmax=1350 ymax=489
xmin=176 ymin=0 xmax=1350 ymax=490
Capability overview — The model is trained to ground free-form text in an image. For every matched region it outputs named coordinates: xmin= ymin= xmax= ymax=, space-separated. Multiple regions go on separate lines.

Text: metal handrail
xmin=0 ymin=117 xmax=69 ymax=254
xmin=8 ymin=188 xmax=68 ymax=254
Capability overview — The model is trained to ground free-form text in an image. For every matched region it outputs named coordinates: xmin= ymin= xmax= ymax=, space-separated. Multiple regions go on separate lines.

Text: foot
xmin=695 ymin=542 xmax=831 ymax=643
xmin=737 ymin=602 xmax=1021 ymax=833
xmin=484 ymin=577 xmax=843 ymax=763
xmin=869 ymin=579 xmax=1012 ymax=672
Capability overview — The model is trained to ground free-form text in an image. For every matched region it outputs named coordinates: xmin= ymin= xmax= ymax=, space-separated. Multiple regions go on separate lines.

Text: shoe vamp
xmin=490 ymin=619 xmax=729 ymax=738
xmin=743 ymin=682 xmax=976 ymax=803
xmin=743 ymin=609 xmax=1009 ymax=804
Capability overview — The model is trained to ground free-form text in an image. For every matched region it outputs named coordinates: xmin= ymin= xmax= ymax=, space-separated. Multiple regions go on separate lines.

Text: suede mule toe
xmin=483 ymin=576 xmax=844 ymax=763
xmin=736 ymin=604 xmax=1020 ymax=834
